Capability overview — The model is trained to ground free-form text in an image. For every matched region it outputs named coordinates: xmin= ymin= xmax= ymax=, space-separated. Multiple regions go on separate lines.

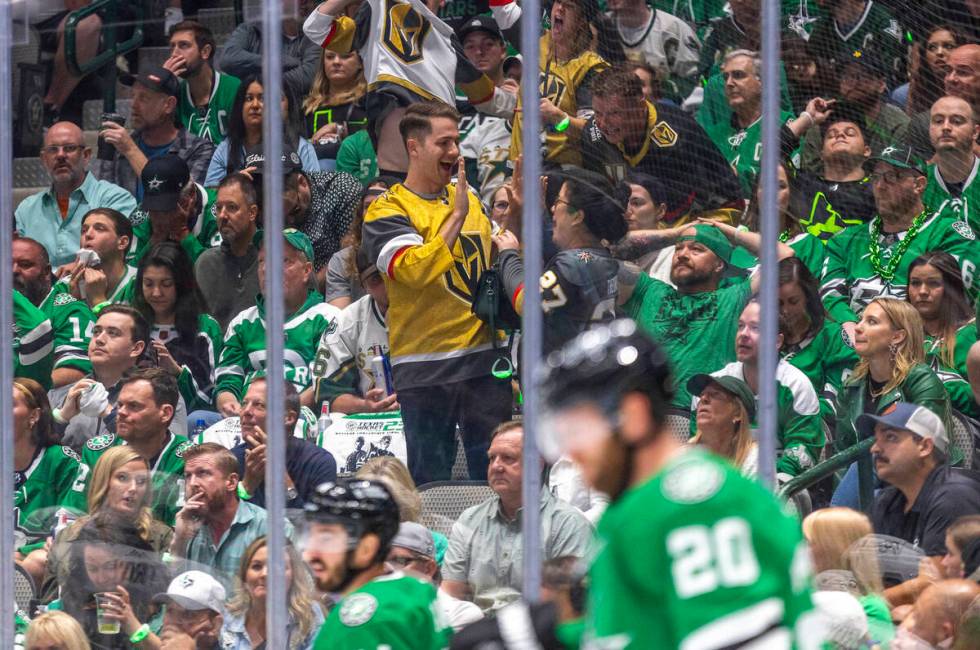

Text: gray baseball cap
xmin=391 ymin=521 xmax=435 ymax=559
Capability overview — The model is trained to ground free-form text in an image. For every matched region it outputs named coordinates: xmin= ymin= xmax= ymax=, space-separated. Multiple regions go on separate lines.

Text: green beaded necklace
xmin=868 ymin=210 xmax=928 ymax=282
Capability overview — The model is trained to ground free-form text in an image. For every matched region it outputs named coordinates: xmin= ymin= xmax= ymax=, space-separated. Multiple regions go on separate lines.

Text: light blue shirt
xmin=220 ymin=602 xmax=324 ymax=650
xmin=15 ymin=172 xmax=137 ymax=267
xmin=184 ymin=499 xmax=294 ymax=591
xmin=204 ymin=137 xmax=320 ymax=187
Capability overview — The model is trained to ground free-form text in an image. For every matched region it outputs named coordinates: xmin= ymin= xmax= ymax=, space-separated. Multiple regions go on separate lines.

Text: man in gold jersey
xmin=361 ymin=101 xmax=512 ymax=485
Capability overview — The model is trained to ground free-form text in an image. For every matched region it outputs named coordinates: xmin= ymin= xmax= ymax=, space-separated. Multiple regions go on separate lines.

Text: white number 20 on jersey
xmin=667 ymin=517 xmax=760 ymax=599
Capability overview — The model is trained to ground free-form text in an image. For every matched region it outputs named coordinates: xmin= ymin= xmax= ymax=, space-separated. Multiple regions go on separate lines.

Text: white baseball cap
xmin=154 ymin=570 xmax=226 ymax=614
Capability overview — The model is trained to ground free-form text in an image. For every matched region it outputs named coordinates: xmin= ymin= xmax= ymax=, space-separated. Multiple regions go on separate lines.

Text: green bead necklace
xmin=868 ymin=211 xmax=928 ymax=282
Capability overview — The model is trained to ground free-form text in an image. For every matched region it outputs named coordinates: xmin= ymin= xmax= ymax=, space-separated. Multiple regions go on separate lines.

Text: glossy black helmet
xmin=305 ymin=478 xmax=400 ymax=552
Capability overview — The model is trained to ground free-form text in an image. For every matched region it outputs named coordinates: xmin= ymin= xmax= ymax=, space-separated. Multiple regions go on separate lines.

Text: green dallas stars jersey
xmin=782 ymin=319 xmax=859 ymax=423
xmin=925 ymin=320 xmax=980 ymax=420
xmin=14 ymin=290 xmax=54 ymax=389
xmin=808 ymin=1 xmax=905 ymax=85
xmin=924 ymin=158 xmax=980 ymax=237
xmin=821 ymin=212 xmax=980 ymax=324
xmin=704 ymin=111 xmax=800 ymax=198
xmin=581 ymin=449 xmax=815 ymax=649
xmin=313 ymin=572 xmax=452 ymax=650
xmin=62 ymin=432 xmax=193 ymax=527
xmin=128 ymin=184 xmax=222 ymax=266
xmin=168 ymin=313 xmax=223 ymax=412
xmin=14 ymin=444 xmax=81 ymax=539
xmin=39 ymin=288 xmax=95 ymax=375
xmin=215 ymin=291 xmax=340 ymax=400
xmin=177 ymin=71 xmax=241 ymax=145
xmin=786 ymin=232 xmax=826 ymax=281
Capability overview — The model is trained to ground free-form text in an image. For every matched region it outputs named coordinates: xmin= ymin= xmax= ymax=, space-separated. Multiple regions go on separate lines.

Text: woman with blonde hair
xmin=832 ymin=297 xmax=951 ymax=507
xmin=303 ymin=48 xmax=367 ymax=163
xmin=356 ymin=455 xmax=422 ymax=522
xmin=223 ymin=536 xmax=323 ymax=649
xmin=687 ymin=374 xmax=758 ymax=475
xmin=802 ymin=507 xmax=893 ymax=646
xmin=40 ymin=446 xmax=173 ymax=603
xmin=25 ymin=610 xmax=92 ymax=650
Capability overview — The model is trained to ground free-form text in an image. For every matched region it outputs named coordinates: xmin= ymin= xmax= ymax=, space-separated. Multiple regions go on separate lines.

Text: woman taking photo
xmin=205 ymin=75 xmax=319 ymax=186
xmin=778 ymin=258 xmax=858 ymax=423
xmin=303 ymin=48 xmax=367 ymax=164
xmin=907 ymin=251 xmax=979 ymax=419
xmin=687 ymin=374 xmax=758 ymax=475
xmin=132 ymin=241 xmax=222 ymax=413
xmin=832 ymin=298 xmax=951 ymax=507
xmin=222 ymin=537 xmax=323 ymax=649
xmin=41 ymin=447 xmax=173 ymax=604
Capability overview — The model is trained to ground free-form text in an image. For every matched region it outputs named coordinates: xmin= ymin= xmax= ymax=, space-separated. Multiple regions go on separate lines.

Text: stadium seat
xmin=13 ymin=563 xmax=35 ymax=616
xmin=418 ymin=481 xmax=493 ymax=539
xmin=950 ymin=411 xmax=979 ymax=470
xmin=664 ymin=408 xmax=693 ymax=444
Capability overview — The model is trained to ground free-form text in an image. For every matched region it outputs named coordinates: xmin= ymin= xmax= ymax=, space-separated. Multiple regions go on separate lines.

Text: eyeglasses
xmin=41 ymin=144 xmax=85 ymax=155
xmin=869 ymin=170 xmax=916 ymax=184
xmin=388 ymin=554 xmax=423 ymax=567
xmin=552 ymin=198 xmax=574 ymax=211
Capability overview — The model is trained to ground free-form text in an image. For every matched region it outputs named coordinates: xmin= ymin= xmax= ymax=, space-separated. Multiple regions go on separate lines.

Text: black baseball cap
xmin=245 ymin=144 xmax=304 ymax=177
xmin=141 ymin=155 xmax=190 ymax=211
xmin=458 ymin=15 xmax=504 ymax=42
xmin=844 ymin=47 xmax=888 ymax=78
xmin=121 ymin=64 xmax=179 ymax=97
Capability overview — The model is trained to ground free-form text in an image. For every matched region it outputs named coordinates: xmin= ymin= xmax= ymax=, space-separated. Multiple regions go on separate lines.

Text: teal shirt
xmin=15 ymin=172 xmax=138 ymax=267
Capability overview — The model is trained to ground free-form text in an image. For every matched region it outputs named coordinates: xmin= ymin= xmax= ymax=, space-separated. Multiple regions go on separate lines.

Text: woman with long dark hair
xmin=131 ymin=241 xmax=222 ymax=412
xmin=905 ymin=25 xmax=962 ymax=115
xmin=907 ymin=250 xmax=978 ymax=418
xmin=778 ymin=258 xmax=858 ymax=423
xmin=205 ymin=74 xmax=320 ymax=186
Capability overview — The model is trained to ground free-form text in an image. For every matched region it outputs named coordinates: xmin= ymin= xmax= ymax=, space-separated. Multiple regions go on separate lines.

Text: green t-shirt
xmin=129 ymin=185 xmax=222 ymax=265
xmin=63 ymin=432 xmax=193 ymax=527
xmin=925 ymin=320 xmax=980 ymax=420
xmin=581 ymin=449 xmax=815 ymax=649
xmin=39 ymin=288 xmax=95 ymax=375
xmin=313 ymin=572 xmax=452 ymax=650
xmin=177 ymin=71 xmax=241 ymax=145
xmin=624 ymin=273 xmax=752 ymax=408
xmin=704 ymin=111 xmax=800 ymax=198
xmin=782 ymin=319 xmax=859 ymax=423
xmin=821 ymin=212 xmax=980 ymax=323
xmin=336 ymin=129 xmax=378 ymax=185
xmin=924 ymin=159 xmax=980 ymax=237
xmin=14 ymin=290 xmax=54 ymax=389
xmin=14 ymin=444 xmax=81 ymax=539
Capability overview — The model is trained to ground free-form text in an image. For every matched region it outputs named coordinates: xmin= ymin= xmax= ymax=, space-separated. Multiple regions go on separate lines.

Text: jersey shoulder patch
xmin=86 ymin=433 xmax=116 ymax=451
xmin=952 ymin=220 xmax=976 ymax=240
xmin=651 ymin=121 xmax=678 ymax=148
xmin=338 ymin=592 xmax=378 ymax=627
xmin=660 ymin=455 xmax=726 ymax=504
xmin=175 ymin=441 xmax=195 ymax=458
xmin=53 ymin=293 xmax=78 ymax=306
xmin=61 ymin=446 xmax=81 ymax=462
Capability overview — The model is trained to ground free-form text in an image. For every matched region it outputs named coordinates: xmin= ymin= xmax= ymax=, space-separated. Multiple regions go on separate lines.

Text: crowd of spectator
xmin=8 ymin=0 xmax=980 ymax=647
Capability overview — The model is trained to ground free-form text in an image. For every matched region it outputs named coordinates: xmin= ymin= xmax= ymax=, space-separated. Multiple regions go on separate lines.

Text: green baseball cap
xmin=676 ymin=224 xmax=750 ymax=273
xmin=687 ymin=374 xmax=757 ymax=422
xmin=867 ymin=144 xmax=926 ymax=176
xmin=283 ymin=228 xmax=314 ymax=262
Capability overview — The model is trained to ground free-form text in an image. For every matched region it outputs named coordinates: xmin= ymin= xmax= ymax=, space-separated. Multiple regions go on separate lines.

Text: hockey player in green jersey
xmin=62 ymin=368 xmax=192 ymax=527
xmin=13 ymin=237 xmax=94 ymax=388
xmin=214 ymin=229 xmax=340 ymax=417
xmin=303 ymin=478 xmax=453 ymax=649
xmin=539 ymin=319 xmax=819 ymax=649
xmin=821 ymin=145 xmax=980 ymax=329
xmin=922 ymin=96 xmax=980 ymax=234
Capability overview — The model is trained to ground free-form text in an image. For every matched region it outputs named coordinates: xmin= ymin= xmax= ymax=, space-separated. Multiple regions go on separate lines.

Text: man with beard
xmin=15 ymin=122 xmax=137 ymax=268
xmin=13 ymin=236 xmax=96 ymax=387
xmin=63 ymin=368 xmax=191 ymax=527
xmin=172 ymin=442 xmax=288 ymax=590
xmin=615 ymin=222 xmax=795 ymax=408
xmin=165 ymin=20 xmax=241 ymax=145
xmin=303 ymin=478 xmax=453 ymax=649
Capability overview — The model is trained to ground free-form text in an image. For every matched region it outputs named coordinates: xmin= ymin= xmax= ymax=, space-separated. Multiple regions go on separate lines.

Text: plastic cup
xmin=94 ymin=592 xmax=120 ymax=634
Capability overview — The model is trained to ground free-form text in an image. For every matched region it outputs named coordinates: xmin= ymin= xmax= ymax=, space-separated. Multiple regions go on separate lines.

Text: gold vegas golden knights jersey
xmin=361 ymin=183 xmax=496 ymax=390
xmin=510 ymin=34 xmax=608 ymax=167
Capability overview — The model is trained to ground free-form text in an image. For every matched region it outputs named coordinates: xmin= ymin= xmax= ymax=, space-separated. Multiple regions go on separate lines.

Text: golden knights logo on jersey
xmin=444 ymin=232 xmax=487 ymax=304
xmin=382 ymin=0 xmax=431 ymax=64
xmin=540 ymin=71 xmax=567 ymax=107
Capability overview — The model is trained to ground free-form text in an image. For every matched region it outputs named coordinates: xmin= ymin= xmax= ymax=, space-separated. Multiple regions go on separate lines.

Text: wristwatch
xmin=286 ymin=485 xmax=298 ymax=501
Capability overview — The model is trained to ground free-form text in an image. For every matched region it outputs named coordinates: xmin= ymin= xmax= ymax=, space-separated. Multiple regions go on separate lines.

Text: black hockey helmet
xmin=304 ymin=478 xmax=400 ymax=553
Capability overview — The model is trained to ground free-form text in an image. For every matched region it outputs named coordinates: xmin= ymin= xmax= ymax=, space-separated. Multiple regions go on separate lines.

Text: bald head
xmin=910 ymin=579 xmax=980 ymax=645
xmin=41 ymin=121 xmax=91 ymax=191
xmin=945 ymin=45 xmax=980 ymax=106
xmin=930 ymin=95 xmax=979 ymax=154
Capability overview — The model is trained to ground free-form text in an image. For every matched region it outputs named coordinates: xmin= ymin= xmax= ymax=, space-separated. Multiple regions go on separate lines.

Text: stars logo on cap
xmin=879 ymin=146 xmax=898 ymax=157
xmin=147 ymin=176 xmax=165 ymax=191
